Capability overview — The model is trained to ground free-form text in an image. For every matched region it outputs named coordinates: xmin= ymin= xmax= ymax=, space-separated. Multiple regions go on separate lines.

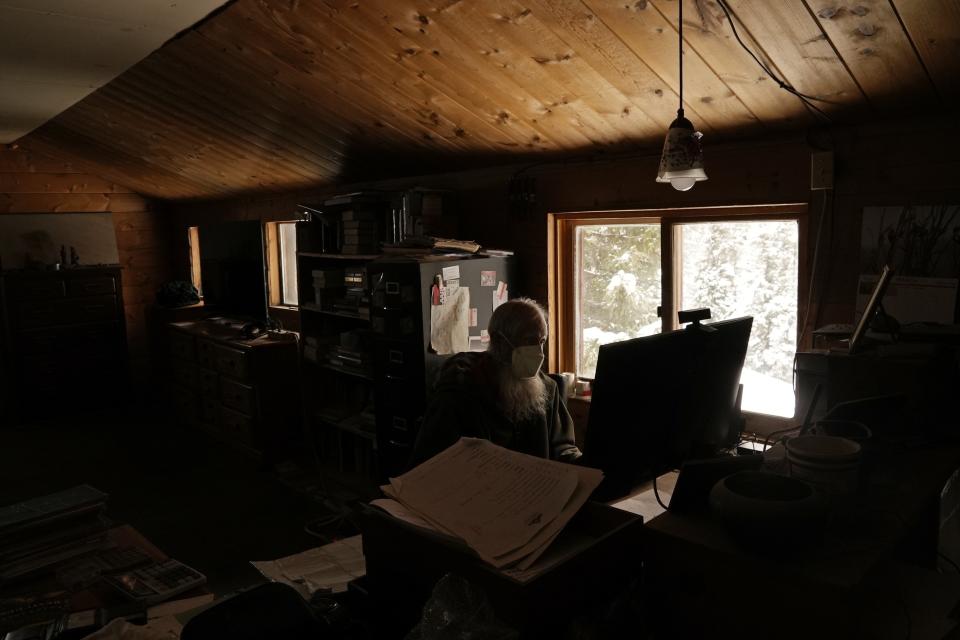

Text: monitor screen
xmin=198 ymin=221 xmax=268 ymax=321
xmin=849 ymin=264 xmax=893 ymax=355
xmin=582 ymin=317 xmax=753 ymax=497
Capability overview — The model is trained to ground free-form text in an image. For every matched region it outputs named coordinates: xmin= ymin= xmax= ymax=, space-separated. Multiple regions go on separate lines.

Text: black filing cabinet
xmin=368 ymin=255 xmax=514 ymax=477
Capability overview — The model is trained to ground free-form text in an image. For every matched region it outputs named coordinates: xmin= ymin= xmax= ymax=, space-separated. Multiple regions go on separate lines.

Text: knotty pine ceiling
xmin=16 ymin=0 xmax=960 ymax=201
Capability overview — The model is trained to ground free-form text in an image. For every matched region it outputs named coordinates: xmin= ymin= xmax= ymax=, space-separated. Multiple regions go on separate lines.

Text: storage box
xmin=357 ymin=501 xmax=643 ymax=636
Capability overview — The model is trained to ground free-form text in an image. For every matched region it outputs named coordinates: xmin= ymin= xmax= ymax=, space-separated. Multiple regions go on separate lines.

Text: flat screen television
xmin=198 ymin=221 xmax=268 ymax=321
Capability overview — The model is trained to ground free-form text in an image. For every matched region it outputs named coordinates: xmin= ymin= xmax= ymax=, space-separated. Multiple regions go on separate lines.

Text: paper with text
xmin=386 ymin=438 xmax=601 ymax=564
xmin=430 ymin=286 xmax=470 ymax=354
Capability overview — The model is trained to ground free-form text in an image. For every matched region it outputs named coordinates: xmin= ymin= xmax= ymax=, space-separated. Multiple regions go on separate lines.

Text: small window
xmin=278 ymin=222 xmax=299 ymax=306
xmin=266 ymin=221 xmax=299 ymax=307
xmin=188 ymin=226 xmax=202 ymax=297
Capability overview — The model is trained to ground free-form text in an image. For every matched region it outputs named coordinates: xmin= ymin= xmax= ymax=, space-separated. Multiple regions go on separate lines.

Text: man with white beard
xmin=409 ymin=298 xmax=582 ymax=468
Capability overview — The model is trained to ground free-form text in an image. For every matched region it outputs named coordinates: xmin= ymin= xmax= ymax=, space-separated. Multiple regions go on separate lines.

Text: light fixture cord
xmin=678 ymin=0 xmax=684 ymax=117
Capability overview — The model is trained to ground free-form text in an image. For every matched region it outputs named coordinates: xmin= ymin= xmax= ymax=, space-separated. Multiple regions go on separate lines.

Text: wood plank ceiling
xmin=17 ymin=0 xmax=959 ymax=201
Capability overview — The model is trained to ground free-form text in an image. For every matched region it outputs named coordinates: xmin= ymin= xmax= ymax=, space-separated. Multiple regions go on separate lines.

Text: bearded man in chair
xmin=409 ymin=297 xmax=581 ymax=468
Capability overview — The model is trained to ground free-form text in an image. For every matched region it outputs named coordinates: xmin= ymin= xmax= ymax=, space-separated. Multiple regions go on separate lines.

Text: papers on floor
xmin=376 ymin=438 xmax=603 ymax=571
xmin=251 ymin=535 xmax=365 ymax=597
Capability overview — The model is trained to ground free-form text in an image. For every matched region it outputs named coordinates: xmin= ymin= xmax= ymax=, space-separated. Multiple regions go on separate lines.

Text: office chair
xmin=180 ymin=583 xmax=327 ymax=640
xmin=547 ymin=373 xmax=569 ymax=407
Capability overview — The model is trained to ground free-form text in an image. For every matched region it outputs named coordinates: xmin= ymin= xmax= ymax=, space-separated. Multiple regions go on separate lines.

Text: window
xmin=187 ymin=226 xmax=202 ymax=296
xmin=278 ymin=222 xmax=299 ymax=306
xmin=550 ymin=205 xmax=805 ymax=420
xmin=266 ymin=221 xmax=299 ymax=307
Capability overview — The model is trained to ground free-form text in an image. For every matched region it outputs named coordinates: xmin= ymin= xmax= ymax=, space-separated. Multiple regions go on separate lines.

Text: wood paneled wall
xmin=168 ymin=114 xmax=960 ymax=347
xmin=0 ymin=147 xmax=171 ymax=381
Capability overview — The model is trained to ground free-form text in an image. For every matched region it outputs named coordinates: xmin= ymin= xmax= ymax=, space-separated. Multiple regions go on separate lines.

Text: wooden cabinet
xmin=163 ymin=320 xmax=299 ymax=462
xmin=0 ymin=267 xmax=127 ymax=423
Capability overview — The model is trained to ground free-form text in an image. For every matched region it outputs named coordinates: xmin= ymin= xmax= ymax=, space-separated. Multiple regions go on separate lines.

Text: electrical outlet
xmin=811 ymin=151 xmax=834 ymax=190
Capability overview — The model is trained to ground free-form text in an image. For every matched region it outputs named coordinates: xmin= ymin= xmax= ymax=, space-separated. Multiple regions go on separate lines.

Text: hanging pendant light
xmin=657 ymin=0 xmax=707 ymax=191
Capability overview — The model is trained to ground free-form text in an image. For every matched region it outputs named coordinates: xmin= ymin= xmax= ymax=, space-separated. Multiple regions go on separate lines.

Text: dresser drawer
xmin=172 ymin=361 xmax=201 ymax=390
xmin=213 ymin=344 xmax=249 ymax=380
xmin=197 ymin=339 xmax=216 ymax=368
xmin=16 ymin=299 xmax=65 ymax=329
xmin=199 ymin=368 xmax=218 ymax=396
xmin=170 ymin=384 xmax=200 ymax=421
xmin=64 ymin=295 xmax=118 ymax=324
xmin=66 ymin=277 xmax=116 ymax=297
xmin=8 ymin=278 xmax=65 ymax=301
xmin=19 ymin=295 xmax=118 ymax=329
xmin=169 ymin=331 xmax=196 ymax=361
xmin=201 ymin=396 xmax=220 ymax=425
xmin=220 ymin=406 xmax=255 ymax=446
xmin=220 ymin=377 xmax=256 ymax=416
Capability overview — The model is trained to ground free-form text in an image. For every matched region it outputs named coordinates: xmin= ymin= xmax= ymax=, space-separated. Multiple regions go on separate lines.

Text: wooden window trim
xmin=548 ymin=203 xmax=808 ymax=375
xmin=187 ymin=226 xmax=202 ymax=296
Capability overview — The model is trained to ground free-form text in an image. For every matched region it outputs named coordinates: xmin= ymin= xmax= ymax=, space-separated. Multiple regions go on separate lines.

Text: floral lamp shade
xmin=656 ymin=115 xmax=707 ymax=192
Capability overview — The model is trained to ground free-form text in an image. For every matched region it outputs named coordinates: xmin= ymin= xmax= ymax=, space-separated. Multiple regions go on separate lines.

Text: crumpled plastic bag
xmin=405 ymin=573 xmax=518 ymax=640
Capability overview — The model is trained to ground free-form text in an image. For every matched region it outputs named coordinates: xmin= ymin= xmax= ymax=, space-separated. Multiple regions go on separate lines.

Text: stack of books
xmin=311 ymin=269 xmax=344 ymax=308
xmin=0 ymin=485 xmax=109 ymax=584
xmin=341 ymin=210 xmax=379 ymax=255
xmin=332 ymin=267 xmax=369 ymax=318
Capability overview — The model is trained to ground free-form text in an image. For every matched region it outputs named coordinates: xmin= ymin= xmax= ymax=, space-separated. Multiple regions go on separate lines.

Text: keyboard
xmin=104 ymin=559 xmax=206 ymax=606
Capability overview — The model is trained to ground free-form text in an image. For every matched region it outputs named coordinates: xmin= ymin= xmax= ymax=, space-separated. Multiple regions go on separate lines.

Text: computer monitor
xmin=849 ymin=264 xmax=894 ymax=355
xmin=582 ymin=316 xmax=753 ymax=499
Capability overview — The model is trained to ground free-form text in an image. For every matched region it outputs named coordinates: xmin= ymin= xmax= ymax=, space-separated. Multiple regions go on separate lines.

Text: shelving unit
xmin=295 ymin=192 xmax=396 ymax=481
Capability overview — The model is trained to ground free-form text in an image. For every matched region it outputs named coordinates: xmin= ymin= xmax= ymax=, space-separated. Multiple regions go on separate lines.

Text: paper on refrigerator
xmin=430 ymin=286 xmax=470 ymax=354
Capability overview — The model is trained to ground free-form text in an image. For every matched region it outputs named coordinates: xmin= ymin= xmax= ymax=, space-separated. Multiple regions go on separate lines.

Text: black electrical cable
xmin=798 ymin=188 xmax=831 ymax=345
xmin=715 ymin=0 xmax=834 ymax=123
xmin=652 ymin=474 xmax=670 ymax=511
xmin=678 ymin=0 xmax=684 ymax=114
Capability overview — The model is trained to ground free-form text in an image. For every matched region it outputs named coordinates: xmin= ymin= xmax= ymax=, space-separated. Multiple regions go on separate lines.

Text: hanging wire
xmin=678 ymin=0 xmax=684 ymax=115
xmin=715 ymin=0 xmax=834 ymax=123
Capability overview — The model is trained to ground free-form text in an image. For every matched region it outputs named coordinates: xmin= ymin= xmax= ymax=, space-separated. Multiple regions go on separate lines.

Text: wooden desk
xmin=630 ymin=443 xmax=960 ymax=639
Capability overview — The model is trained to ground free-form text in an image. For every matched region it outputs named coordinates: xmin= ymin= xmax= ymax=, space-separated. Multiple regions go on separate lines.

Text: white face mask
xmin=500 ymin=333 xmax=544 ymax=379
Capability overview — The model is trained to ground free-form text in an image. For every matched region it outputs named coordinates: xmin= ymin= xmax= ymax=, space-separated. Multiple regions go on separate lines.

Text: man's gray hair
xmin=488 ymin=297 xmax=547 ymax=362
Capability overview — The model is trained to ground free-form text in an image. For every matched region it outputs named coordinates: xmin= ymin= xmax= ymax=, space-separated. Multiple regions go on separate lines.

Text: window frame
xmin=265 ymin=220 xmax=300 ymax=309
xmin=548 ymin=203 xmax=809 ymax=433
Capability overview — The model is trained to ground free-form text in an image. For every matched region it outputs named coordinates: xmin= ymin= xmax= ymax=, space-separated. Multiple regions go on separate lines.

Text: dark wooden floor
xmin=0 ymin=404 xmax=347 ymax=594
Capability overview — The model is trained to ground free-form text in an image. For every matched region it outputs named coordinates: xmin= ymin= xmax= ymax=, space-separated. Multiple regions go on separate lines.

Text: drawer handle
xmin=385 ymin=374 xmax=405 ymax=382
xmin=388 ymin=439 xmax=410 ymax=448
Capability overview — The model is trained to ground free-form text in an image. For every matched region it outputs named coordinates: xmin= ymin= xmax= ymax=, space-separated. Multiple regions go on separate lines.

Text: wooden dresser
xmin=0 ymin=266 xmax=127 ymax=423
xmin=163 ymin=320 xmax=300 ymax=462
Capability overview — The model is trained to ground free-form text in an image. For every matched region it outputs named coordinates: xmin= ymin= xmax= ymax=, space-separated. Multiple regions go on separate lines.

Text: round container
xmin=709 ymin=471 xmax=826 ymax=549
xmin=785 ymin=435 xmax=861 ymax=496
xmin=810 ymin=419 xmax=872 ymax=444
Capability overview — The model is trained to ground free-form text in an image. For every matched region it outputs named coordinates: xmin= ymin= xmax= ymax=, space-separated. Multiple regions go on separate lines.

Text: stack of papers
xmin=251 ymin=535 xmax=366 ymax=597
xmin=374 ymin=438 xmax=603 ymax=571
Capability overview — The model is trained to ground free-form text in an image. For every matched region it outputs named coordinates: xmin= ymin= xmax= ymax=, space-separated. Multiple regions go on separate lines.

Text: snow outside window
xmin=572 ymin=219 xmax=798 ymax=418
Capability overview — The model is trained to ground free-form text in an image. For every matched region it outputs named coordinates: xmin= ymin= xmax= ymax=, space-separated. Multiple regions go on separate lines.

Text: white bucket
xmin=785 ymin=436 xmax=861 ymax=496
